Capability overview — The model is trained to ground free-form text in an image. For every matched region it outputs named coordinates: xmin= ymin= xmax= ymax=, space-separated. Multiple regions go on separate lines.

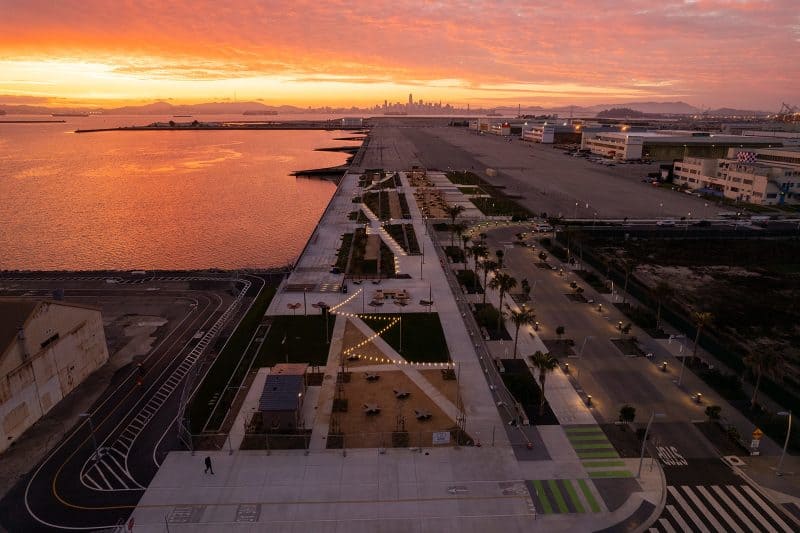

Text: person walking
xmin=204 ymin=456 xmax=214 ymax=475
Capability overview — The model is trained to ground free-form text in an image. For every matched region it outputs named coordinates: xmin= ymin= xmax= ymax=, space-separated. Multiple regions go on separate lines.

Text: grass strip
xmin=561 ymin=480 xmax=585 ymax=513
xmin=530 ymin=480 xmax=553 ymax=514
xmin=547 ymin=479 xmax=569 ymax=513
xmin=565 ymin=426 xmax=603 ymax=434
xmin=572 ymin=442 xmax=615 ymax=450
xmin=588 ymin=470 xmax=634 ymax=479
xmin=577 ymin=479 xmax=601 ymax=512
xmin=582 ymin=460 xmax=626 ymax=468
xmin=576 ymin=450 xmax=620 ymax=459
xmin=189 ymin=284 xmax=276 ymax=433
xmin=568 ymin=434 xmax=611 ymax=442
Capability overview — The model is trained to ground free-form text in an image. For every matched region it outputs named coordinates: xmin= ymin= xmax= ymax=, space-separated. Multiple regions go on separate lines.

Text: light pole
xmin=573 ymin=201 xmax=578 ymax=219
xmin=673 ymin=335 xmax=688 ymax=386
xmin=575 ymin=336 xmax=594 ymax=359
xmin=638 ymin=412 xmax=665 ymax=478
xmin=776 ymin=411 xmax=792 ymax=477
xmin=79 ymin=412 xmax=101 ymax=462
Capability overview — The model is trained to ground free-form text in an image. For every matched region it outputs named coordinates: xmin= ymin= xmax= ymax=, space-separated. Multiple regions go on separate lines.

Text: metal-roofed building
xmin=258 ymin=363 xmax=308 ymax=431
xmin=1 ymin=298 xmax=109 ymax=452
xmin=581 ymin=130 xmax=783 ymax=160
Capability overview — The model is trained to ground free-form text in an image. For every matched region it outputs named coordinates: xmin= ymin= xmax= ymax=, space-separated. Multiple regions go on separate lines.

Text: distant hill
xmin=0 ymin=100 xmax=306 ymax=115
xmin=596 ymin=107 xmax=649 ymax=118
xmin=707 ymin=107 xmax=770 ymax=117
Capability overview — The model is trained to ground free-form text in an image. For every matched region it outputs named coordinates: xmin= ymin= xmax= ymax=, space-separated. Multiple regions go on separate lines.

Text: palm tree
xmin=691 ymin=311 xmax=713 ymax=364
xmin=444 ymin=204 xmax=465 ymax=246
xmin=489 ymin=272 xmax=517 ymax=332
xmin=480 ymin=259 xmax=498 ymax=304
xmin=471 ymin=243 xmax=488 ymax=273
xmin=471 ymin=243 xmax=488 ymax=292
xmin=652 ymin=281 xmax=673 ymax=330
xmin=510 ymin=307 xmax=536 ymax=358
xmin=744 ymin=348 xmax=786 ymax=408
xmin=530 ymin=350 xmax=558 ymax=416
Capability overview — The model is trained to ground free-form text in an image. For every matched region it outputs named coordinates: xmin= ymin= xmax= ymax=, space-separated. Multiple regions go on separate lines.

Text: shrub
xmin=705 ymin=405 xmax=722 ymax=421
xmin=619 ymin=404 xmax=636 ymax=423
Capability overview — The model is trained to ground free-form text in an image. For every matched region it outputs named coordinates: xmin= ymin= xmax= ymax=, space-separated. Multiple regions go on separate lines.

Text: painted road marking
xmin=657 ymin=446 xmax=688 ymax=467
xmin=667 ymin=486 xmax=710 ymax=533
xmin=680 ymin=485 xmax=725 ymax=532
xmin=740 ymin=485 xmax=793 ymax=532
xmin=710 ymin=485 xmax=758 ymax=532
xmin=695 ymin=485 xmax=743 ymax=533
xmin=665 ymin=504 xmax=692 ymax=532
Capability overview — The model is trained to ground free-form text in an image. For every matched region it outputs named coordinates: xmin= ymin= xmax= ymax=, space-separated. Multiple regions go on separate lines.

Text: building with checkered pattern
xmin=673 ymin=148 xmax=800 ymax=205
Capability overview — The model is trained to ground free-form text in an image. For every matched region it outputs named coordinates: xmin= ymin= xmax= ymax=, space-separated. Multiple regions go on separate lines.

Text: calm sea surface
xmin=0 ymin=115 xmax=360 ymax=270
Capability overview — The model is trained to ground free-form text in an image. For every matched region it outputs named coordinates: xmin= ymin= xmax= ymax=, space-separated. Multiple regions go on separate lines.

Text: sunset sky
xmin=0 ymin=0 xmax=798 ymax=109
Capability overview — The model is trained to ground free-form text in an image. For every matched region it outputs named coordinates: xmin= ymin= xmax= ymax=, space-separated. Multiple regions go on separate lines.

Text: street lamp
xmin=577 ymin=336 xmax=594 ymax=358
xmin=79 ymin=412 xmax=102 ymax=462
xmin=776 ymin=411 xmax=792 ymax=477
xmin=638 ymin=412 xmax=665 ymax=478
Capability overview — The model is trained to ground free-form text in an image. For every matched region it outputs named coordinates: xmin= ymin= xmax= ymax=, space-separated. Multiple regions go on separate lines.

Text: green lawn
xmin=361 ymin=313 xmax=450 ymax=362
xmin=255 ymin=315 xmax=333 ymax=367
xmin=189 ymin=285 xmax=276 ymax=433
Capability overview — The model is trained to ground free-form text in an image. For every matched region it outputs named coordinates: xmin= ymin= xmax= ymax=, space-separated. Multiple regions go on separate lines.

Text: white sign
xmin=751 ymin=439 xmax=761 ymax=449
xmin=432 ymin=431 xmax=451 ymax=445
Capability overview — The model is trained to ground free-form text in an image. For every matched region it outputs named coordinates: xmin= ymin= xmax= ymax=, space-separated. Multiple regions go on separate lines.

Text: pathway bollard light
xmin=586 ymin=395 xmax=592 ymax=407
xmin=661 ymin=361 xmax=668 ymax=372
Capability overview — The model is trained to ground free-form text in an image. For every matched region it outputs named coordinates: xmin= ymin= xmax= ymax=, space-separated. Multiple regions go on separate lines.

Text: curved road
xmin=0 ymin=275 xmax=265 ymax=531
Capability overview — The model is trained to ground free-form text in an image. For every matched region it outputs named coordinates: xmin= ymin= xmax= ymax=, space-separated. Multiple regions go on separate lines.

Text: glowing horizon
xmin=1 ymin=0 xmax=798 ymax=110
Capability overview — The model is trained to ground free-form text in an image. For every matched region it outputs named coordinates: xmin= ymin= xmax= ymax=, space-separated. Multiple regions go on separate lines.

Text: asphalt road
xmin=645 ymin=424 xmax=798 ymax=532
xmin=476 ymin=225 xmax=709 ymax=424
xmin=0 ymin=274 xmax=263 ymax=531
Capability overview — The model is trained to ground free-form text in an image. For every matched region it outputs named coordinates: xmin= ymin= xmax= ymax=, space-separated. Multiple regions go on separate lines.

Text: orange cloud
xmin=0 ymin=0 xmax=797 ymax=108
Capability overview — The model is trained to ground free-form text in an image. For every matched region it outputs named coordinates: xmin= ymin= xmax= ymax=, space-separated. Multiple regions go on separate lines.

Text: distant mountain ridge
xmin=0 ymin=99 xmax=772 ymax=116
xmin=0 ymin=101 xmax=305 ymax=115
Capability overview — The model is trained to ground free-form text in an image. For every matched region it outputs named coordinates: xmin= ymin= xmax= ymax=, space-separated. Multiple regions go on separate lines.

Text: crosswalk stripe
xmin=695 ymin=485 xmax=743 ymax=533
xmin=666 ymin=504 xmax=692 ymax=532
xmin=667 ymin=486 xmax=710 ymax=533
xmin=658 ymin=518 xmax=677 ymax=533
xmin=711 ymin=485 xmax=758 ymax=532
xmin=727 ymin=484 xmax=776 ymax=532
xmin=740 ymin=484 xmax=794 ymax=532
xmin=681 ymin=486 xmax=725 ymax=532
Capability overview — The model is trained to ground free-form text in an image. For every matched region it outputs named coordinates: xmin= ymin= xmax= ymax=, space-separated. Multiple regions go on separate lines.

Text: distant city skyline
xmin=0 ymin=0 xmax=798 ymax=110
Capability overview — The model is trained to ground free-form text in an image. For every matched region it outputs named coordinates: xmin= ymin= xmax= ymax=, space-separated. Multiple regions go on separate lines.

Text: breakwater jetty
xmin=75 ymin=120 xmax=371 ymax=133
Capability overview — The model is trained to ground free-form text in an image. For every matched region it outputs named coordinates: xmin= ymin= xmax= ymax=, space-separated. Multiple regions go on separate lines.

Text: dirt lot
xmin=331 ymin=370 xmax=457 ymax=448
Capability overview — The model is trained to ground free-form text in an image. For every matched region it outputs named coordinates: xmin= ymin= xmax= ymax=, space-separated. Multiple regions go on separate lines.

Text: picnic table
xmin=363 ymin=403 xmax=381 ymax=415
xmin=393 ymin=389 xmax=410 ymax=399
xmin=347 ymin=354 xmax=360 ymax=362
xmin=365 ymin=372 xmax=380 ymax=382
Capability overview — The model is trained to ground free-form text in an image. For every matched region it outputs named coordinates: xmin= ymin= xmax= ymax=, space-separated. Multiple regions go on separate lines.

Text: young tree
xmin=489 ymin=273 xmax=517 ymax=332
xmin=538 ymin=251 xmax=548 ymax=262
xmin=691 ymin=311 xmax=713 ymax=364
xmin=705 ymin=405 xmax=721 ymax=421
xmin=621 ymin=258 xmax=638 ymax=304
xmin=480 ymin=259 xmax=498 ymax=305
xmin=509 ymin=307 xmax=536 ymax=358
xmin=530 ymin=351 xmax=558 ymax=416
xmin=495 ymin=249 xmax=505 ymax=268
xmin=555 ymin=325 xmax=565 ymax=341
xmin=521 ymin=278 xmax=531 ymax=301
xmin=652 ymin=281 xmax=673 ymax=330
xmin=744 ymin=348 xmax=786 ymax=409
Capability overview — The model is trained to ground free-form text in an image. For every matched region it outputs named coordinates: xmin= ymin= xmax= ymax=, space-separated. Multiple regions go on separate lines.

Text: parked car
xmin=656 ymin=219 xmax=676 ymax=227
